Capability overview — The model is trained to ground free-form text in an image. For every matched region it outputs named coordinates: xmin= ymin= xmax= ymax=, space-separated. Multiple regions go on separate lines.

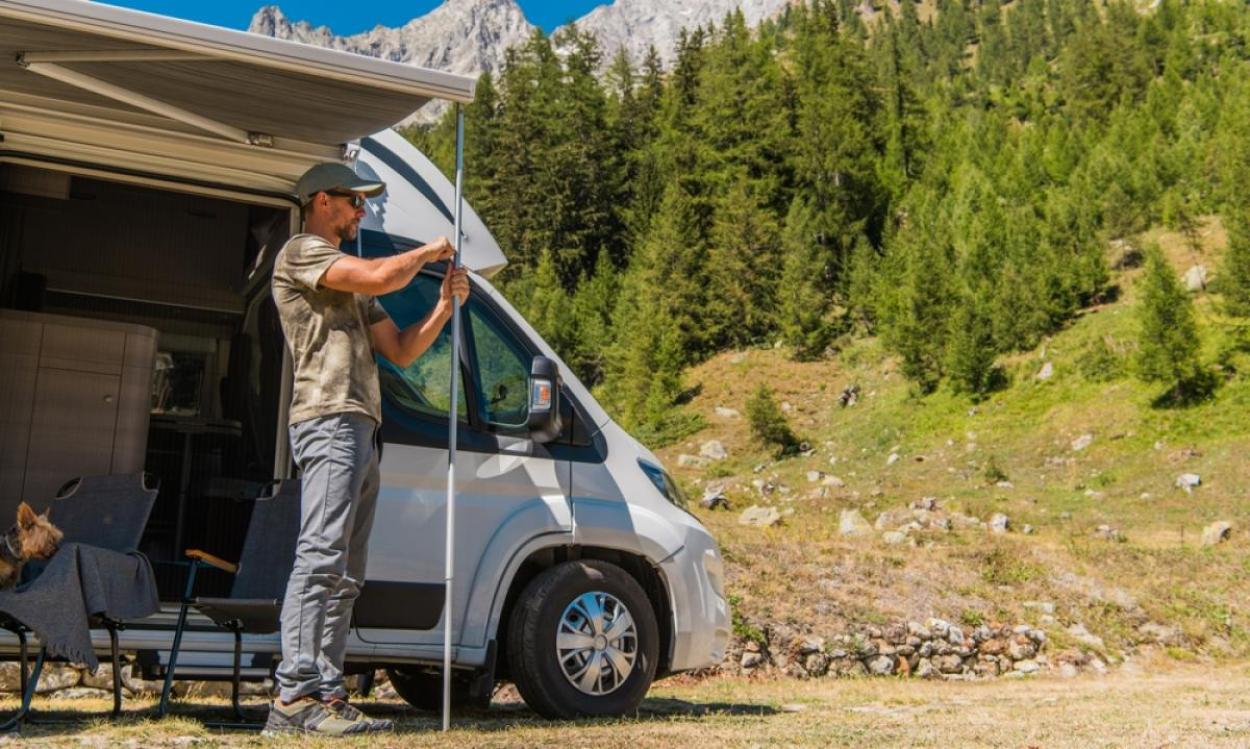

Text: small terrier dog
xmin=0 ymin=503 xmax=63 ymax=589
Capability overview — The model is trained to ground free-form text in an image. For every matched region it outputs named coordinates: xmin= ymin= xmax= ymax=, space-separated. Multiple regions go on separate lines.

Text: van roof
xmin=0 ymin=0 xmax=476 ymax=192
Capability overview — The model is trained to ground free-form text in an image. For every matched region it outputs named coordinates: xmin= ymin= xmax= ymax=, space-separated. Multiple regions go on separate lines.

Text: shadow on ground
xmin=0 ymin=693 xmax=781 ymax=738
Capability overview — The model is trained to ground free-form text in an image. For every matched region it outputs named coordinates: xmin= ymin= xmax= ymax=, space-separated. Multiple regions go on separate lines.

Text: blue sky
xmin=98 ymin=1 xmax=606 ymax=35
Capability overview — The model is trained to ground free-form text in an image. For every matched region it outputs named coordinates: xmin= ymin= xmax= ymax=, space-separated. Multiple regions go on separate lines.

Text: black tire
xmin=385 ymin=666 xmax=491 ymax=713
xmin=506 ymin=560 xmax=658 ymax=719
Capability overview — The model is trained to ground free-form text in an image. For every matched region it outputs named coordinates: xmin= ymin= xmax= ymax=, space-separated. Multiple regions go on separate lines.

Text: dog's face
xmin=16 ymin=502 xmax=62 ymax=560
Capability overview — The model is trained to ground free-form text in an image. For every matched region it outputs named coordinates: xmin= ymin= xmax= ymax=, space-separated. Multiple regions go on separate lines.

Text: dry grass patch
xmin=4 ymin=664 xmax=1250 ymax=747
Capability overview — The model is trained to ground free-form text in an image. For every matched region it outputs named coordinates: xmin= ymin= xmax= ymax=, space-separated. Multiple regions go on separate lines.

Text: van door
xmin=354 ymin=248 xmax=573 ymax=649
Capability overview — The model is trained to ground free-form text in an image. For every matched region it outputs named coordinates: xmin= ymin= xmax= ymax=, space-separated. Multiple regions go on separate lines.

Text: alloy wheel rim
xmin=555 ymin=591 xmax=638 ymax=696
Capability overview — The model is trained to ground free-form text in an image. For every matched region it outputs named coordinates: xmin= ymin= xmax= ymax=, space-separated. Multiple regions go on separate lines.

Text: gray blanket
xmin=0 ymin=543 xmax=159 ymax=670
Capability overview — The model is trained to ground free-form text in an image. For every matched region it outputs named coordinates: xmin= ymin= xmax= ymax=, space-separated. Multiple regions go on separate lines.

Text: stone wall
xmin=720 ymin=618 xmax=1098 ymax=680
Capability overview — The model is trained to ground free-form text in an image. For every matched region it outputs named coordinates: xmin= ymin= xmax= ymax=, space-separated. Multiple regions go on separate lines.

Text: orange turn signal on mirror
xmin=530 ymin=379 xmax=553 ymax=412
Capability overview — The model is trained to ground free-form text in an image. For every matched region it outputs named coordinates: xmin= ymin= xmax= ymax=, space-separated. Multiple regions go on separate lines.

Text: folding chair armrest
xmin=184 ymin=549 xmax=238 ymax=574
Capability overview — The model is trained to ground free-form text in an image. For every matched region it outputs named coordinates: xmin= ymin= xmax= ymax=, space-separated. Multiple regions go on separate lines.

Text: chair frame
xmin=0 ymin=472 xmax=157 ymax=732
xmin=158 ymin=549 xmax=255 ymax=723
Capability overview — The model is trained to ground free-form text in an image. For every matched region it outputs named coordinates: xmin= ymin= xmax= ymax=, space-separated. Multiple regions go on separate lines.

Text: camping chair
xmin=0 ymin=472 xmax=158 ymax=730
xmin=158 ymin=480 xmax=300 ymax=723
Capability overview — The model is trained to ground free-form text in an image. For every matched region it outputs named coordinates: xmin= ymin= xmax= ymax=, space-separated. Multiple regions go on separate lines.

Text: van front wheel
xmin=507 ymin=560 xmax=658 ymax=719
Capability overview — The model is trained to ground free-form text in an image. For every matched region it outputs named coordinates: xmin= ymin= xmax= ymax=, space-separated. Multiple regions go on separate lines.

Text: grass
xmin=7 ymin=663 xmax=1250 ymax=747
xmin=658 ymin=217 xmax=1250 ymax=661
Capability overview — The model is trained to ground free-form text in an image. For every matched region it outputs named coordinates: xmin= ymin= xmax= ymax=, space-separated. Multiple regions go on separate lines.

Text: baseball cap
xmin=294 ymin=163 xmax=385 ymax=203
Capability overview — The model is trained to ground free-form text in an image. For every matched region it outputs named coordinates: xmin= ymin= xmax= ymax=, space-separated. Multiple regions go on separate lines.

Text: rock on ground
xmin=838 ymin=509 xmax=873 ymax=537
xmin=1202 ymin=521 xmax=1233 ymax=546
xmin=700 ymin=440 xmax=728 ymax=461
xmin=1183 ymin=264 xmax=1208 ymax=292
xmin=739 ymin=505 xmax=782 ymax=527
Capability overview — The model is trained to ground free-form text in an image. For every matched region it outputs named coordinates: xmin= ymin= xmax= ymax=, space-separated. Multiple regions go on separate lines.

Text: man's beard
xmin=338 ymin=221 xmax=359 ymax=243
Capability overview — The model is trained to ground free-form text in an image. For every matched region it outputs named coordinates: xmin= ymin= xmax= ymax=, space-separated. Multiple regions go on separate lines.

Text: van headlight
xmin=638 ymin=460 xmax=688 ymax=510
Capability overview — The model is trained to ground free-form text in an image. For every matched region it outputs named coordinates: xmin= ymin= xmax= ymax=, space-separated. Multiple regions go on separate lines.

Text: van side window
xmin=375 ymin=273 xmax=467 ymax=422
xmin=465 ymin=301 xmax=530 ymax=430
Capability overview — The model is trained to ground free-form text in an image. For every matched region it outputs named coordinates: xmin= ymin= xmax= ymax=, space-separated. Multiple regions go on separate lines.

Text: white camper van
xmin=0 ymin=0 xmax=728 ymax=719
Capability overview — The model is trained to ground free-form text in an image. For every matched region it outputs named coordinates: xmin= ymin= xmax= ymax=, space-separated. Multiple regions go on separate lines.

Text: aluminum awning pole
xmin=442 ymin=103 xmax=465 ymax=733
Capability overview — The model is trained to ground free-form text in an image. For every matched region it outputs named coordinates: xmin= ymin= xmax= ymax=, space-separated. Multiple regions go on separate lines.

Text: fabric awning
xmin=0 ymin=0 xmax=475 ymax=147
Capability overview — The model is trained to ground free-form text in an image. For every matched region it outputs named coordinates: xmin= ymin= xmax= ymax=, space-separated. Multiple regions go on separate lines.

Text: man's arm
xmin=320 ymin=236 xmax=453 ymax=296
xmin=371 ymin=268 xmax=471 ymax=368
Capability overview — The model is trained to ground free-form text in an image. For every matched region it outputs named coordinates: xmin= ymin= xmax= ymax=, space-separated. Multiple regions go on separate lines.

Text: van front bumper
xmin=660 ymin=527 xmax=730 ymax=673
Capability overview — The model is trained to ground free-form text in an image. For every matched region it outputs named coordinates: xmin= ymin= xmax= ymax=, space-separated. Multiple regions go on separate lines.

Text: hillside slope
xmin=661 ymin=218 xmax=1250 ymax=672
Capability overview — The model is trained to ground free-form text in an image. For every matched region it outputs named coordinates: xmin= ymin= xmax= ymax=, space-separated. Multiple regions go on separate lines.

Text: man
xmin=265 ymin=162 xmax=469 ymax=735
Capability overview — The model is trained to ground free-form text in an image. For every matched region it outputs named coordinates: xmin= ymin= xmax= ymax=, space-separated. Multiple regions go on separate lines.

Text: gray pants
xmin=276 ymin=413 xmax=380 ymax=703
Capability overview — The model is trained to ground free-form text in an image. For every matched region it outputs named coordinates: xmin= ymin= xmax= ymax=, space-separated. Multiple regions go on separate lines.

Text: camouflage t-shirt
xmin=272 ymin=233 xmax=390 ymax=425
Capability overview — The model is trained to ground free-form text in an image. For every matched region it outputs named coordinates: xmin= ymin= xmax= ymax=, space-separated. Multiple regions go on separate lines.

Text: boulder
xmin=874 ymin=508 xmax=913 ymax=531
xmin=950 ymin=513 xmax=983 ymax=531
xmin=700 ymin=440 xmax=728 ymax=461
xmin=34 ymin=664 xmax=80 ymax=693
xmin=838 ymin=509 xmax=873 ymax=538
xmin=806 ymin=471 xmax=823 ymax=483
xmin=822 ymin=475 xmax=846 ymax=488
xmin=1201 ymin=521 xmax=1233 ymax=546
xmin=803 ymin=653 xmax=830 ymax=677
xmin=713 ymin=406 xmax=741 ymax=420
xmin=1183 ymin=264 xmax=1208 ymax=292
xmin=677 ymin=454 xmax=708 ymax=468
xmin=1036 ymin=362 xmax=1054 ymax=381
xmin=934 ymin=654 xmax=963 ymax=674
xmin=1007 ymin=639 xmax=1037 ymax=661
xmin=989 ymin=513 xmax=1010 ymax=534
xmin=886 ymin=452 xmax=900 ymax=466
xmin=1071 ymin=434 xmax=1093 ymax=452
xmin=700 ymin=487 xmax=731 ymax=511
xmin=915 ymin=658 xmax=937 ymax=679
xmin=739 ymin=506 xmax=782 ymax=527
xmin=1067 ymin=623 xmax=1105 ymax=649
xmin=1176 ymin=473 xmax=1201 ymax=493
xmin=881 ymin=531 xmax=909 ymax=545
xmin=865 ymin=655 xmax=895 ymax=675
xmin=911 ymin=496 xmax=939 ymax=511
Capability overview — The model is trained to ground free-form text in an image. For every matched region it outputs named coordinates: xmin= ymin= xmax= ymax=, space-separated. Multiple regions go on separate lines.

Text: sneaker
xmin=262 ymin=696 xmax=374 ymax=736
xmin=323 ymin=697 xmax=395 ymax=732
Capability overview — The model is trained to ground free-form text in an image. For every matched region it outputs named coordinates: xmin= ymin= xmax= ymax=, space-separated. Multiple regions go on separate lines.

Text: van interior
xmin=0 ymin=163 xmax=291 ymax=599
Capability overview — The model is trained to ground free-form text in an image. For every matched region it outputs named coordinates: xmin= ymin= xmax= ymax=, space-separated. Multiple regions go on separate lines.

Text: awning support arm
xmin=15 ymin=53 xmax=273 ymax=146
xmin=19 ymin=50 xmax=214 ymax=63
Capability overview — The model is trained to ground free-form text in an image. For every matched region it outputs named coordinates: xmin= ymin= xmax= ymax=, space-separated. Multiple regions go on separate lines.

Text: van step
xmin=136 ymin=648 xmax=274 ymax=680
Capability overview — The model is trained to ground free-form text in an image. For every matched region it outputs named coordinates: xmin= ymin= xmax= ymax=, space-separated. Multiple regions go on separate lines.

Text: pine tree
xmin=569 ymin=252 xmax=620 ymax=386
xmin=876 ymin=189 xmax=954 ymax=392
xmin=944 ymin=284 xmax=999 ymax=398
xmin=779 ymin=196 xmax=835 ymax=359
xmin=746 ymin=384 xmax=798 ymax=455
xmin=704 ymin=176 xmax=781 ymax=350
xmin=1136 ymin=246 xmax=1205 ymax=401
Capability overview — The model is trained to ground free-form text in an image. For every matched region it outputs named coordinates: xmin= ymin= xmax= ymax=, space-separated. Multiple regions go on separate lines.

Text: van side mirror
xmin=528 ymin=355 xmax=563 ymax=444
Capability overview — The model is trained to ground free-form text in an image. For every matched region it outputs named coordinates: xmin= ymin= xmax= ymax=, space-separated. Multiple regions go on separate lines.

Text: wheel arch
xmin=490 ymin=545 xmax=674 ymax=682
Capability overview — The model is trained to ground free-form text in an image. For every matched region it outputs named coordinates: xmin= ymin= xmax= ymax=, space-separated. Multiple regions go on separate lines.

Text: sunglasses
xmin=325 ymin=190 xmax=367 ymax=209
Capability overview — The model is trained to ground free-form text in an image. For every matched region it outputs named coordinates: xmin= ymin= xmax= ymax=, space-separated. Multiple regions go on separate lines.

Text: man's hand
xmin=322 ymin=236 xmax=455 ymax=296
xmin=372 ymin=266 xmax=471 ymax=368
xmin=441 ymin=266 xmax=470 ymax=308
xmin=419 ymin=236 xmax=454 ymax=265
